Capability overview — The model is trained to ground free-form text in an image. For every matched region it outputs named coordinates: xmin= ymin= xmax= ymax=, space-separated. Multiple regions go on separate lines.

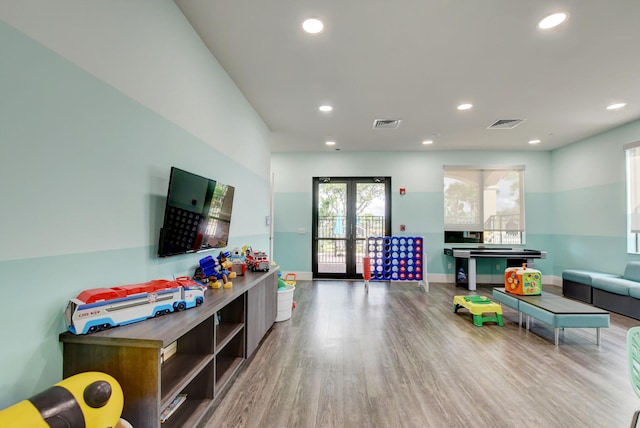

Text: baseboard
xmin=279 ymin=271 xmax=562 ymax=287
xmin=281 ymin=271 xmax=313 ymax=281
xmin=427 ymin=273 xmax=561 ymax=287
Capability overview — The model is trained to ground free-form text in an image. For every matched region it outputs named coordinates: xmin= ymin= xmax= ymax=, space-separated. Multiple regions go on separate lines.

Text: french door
xmin=312 ymin=177 xmax=391 ymax=279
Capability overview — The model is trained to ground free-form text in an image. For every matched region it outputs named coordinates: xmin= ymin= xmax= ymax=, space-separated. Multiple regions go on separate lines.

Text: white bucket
xmin=275 ymin=284 xmax=295 ymax=322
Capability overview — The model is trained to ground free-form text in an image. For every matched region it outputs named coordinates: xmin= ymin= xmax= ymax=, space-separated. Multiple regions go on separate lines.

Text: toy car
xmin=245 ymin=250 xmax=270 ymax=272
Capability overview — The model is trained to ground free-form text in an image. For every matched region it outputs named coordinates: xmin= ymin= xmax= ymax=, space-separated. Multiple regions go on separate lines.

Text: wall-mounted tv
xmin=158 ymin=167 xmax=235 ymax=257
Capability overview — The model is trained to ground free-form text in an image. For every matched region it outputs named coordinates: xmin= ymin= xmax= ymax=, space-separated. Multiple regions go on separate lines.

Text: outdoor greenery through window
xmin=626 ymin=142 xmax=640 ymax=253
xmin=313 ymin=177 xmax=390 ymax=278
xmin=444 ymin=166 xmax=525 ymax=244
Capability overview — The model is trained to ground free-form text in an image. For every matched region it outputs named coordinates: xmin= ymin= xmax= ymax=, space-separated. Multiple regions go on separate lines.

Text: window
xmin=444 ymin=165 xmax=525 ymax=244
xmin=626 ymin=142 xmax=640 ymax=253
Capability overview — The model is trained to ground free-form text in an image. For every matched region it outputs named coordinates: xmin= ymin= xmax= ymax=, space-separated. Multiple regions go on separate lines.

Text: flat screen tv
xmin=158 ymin=167 xmax=235 ymax=257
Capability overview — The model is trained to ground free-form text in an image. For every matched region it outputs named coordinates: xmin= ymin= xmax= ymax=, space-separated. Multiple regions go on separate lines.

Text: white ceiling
xmin=176 ymin=0 xmax=640 ymax=153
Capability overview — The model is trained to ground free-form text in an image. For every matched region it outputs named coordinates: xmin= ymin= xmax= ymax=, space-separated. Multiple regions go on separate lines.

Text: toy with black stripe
xmin=0 ymin=371 xmax=124 ymax=427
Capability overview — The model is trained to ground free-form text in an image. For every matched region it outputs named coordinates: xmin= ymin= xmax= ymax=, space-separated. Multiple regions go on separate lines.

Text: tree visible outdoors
xmin=319 ymin=183 xmax=346 ymax=216
xmin=318 ymin=183 xmax=384 ymax=218
xmin=444 ymin=178 xmax=479 ymax=225
xmin=496 ymin=171 xmax=521 ymax=216
xmin=318 ymin=182 xmax=386 ymax=254
xmin=444 ymin=169 xmax=523 ymax=244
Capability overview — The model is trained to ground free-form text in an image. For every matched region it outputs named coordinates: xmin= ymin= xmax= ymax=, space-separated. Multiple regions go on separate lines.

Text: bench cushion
xmin=624 ymin=261 xmax=640 ymax=282
xmin=519 ymin=301 xmax=555 ymax=325
xmin=592 ymin=277 xmax=633 ymax=296
xmin=562 ymin=269 xmax=620 ymax=285
xmin=554 ymin=313 xmax=610 ymax=328
xmin=519 ymin=302 xmax=610 ymax=328
xmin=492 ymin=289 xmax=520 ymax=310
xmin=628 ymin=286 xmax=640 ymax=300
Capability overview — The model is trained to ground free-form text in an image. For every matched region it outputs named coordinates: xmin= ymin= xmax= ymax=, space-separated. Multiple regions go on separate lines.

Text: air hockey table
xmin=444 ymin=247 xmax=547 ymax=291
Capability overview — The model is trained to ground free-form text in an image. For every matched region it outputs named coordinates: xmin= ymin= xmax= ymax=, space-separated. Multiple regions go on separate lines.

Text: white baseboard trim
xmin=280 ymin=271 xmax=313 ymax=281
xmin=427 ymin=273 xmax=562 ymax=287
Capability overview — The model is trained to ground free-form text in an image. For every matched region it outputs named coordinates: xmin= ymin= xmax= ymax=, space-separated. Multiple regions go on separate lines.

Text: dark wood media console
xmin=59 ymin=268 xmax=278 ymax=428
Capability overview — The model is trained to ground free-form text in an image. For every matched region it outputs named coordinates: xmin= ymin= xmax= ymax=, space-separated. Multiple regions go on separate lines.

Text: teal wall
xmin=271 ymin=151 xmax=554 ymax=278
xmin=0 ymin=14 xmax=270 ymax=407
xmin=550 ymin=119 xmax=640 ymax=274
xmin=271 ymin=122 xmax=640 ymax=280
xmin=272 ymin=119 xmax=640 ymax=281
xmin=3 ymin=0 xmax=640 ymax=412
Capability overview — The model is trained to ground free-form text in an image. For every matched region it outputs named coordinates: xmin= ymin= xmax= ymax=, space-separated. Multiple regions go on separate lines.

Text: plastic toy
xmin=228 ymin=247 xmax=247 ymax=276
xmin=453 ymin=295 xmax=504 ymax=327
xmin=457 ymin=268 xmax=467 ymax=283
xmin=217 ymin=251 xmax=237 ymax=288
xmin=198 ymin=253 xmax=236 ymax=289
xmin=505 ymin=263 xmax=542 ymax=295
xmin=65 ymin=277 xmax=205 ymax=335
xmin=192 ymin=266 xmax=209 ymax=284
xmin=278 ymin=276 xmax=287 ymax=291
xmin=245 ymin=248 xmax=270 ymax=272
xmin=229 ymin=247 xmax=245 ymax=262
xmin=231 ymin=260 xmax=247 ymax=276
xmin=365 ymin=237 xmax=424 ymax=282
xmin=0 ymin=371 xmax=126 ymax=428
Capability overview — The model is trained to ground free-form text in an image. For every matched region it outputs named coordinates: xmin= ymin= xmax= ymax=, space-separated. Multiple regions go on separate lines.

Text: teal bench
xmin=562 ymin=262 xmax=640 ymax=320
xmin=493 ymin=288 xmax=610 ymax=346
xmin=562 ymin=269 xmax=620 ymax=304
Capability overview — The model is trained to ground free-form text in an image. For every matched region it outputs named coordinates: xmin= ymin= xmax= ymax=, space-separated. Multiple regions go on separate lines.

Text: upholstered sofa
xmin=562 ymin=261 xmax=640 ymax=319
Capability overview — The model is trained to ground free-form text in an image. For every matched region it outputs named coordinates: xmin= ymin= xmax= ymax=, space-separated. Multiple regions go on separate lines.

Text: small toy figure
xmin=457 ymin=268 xmax=467 ymax=283
xmin=207 ymin=260 xmax=225 ymax=289
xmin=213 ymin=251 xmax=236 ymax=289
xmin=229 ymin=247 xmax=247 ymax=276
xmin=193 ymin=266 xmax=209 ymax=284
xmin=229 ymin=247 xmax=245 ymax=262
xmin=245 ymin=248 xmax=270 ymax=272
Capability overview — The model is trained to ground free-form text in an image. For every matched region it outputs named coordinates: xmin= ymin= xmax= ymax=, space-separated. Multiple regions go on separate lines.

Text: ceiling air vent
xmin=373 ymin=119 xmax=401 ymax=129
xmin=487 ymin=119 xmax=525 ymax=129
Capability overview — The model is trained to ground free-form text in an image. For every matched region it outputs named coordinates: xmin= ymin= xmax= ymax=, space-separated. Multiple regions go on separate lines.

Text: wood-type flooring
xmin=203 ymin=280 xmax=640 ymax=428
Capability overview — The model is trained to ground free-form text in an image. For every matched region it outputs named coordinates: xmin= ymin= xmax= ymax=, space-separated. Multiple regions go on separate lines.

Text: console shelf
xmin=216 ymin=323 xmax=244 ymax=349
xmin=59 ymin=268 xmax=277 ymax=428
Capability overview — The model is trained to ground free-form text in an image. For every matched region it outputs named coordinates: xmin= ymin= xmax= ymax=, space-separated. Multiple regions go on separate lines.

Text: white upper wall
xmin=272 ymin=151 xmax=552 ymax=193
xmin=0 ymin=0 xmax=271 ymax=179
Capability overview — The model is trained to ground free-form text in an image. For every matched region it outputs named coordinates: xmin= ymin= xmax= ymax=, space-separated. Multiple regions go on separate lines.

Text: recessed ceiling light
xmin=319 ymin=105 xmax=333 ymax=112
xmin=422 ymin=140 xmax=433 ymax=145
xmin=325 ymin=141 xmax=336 ymax=146
xmin=457 ymin=103 xmax=473 ymax=111
xmin=529 ymin=139 xmax=541 ymax=145
xmin=538 ymin=12 xmax=568 ymax=30
xmin=606 ymin=102 xmax=627 ymax=110
xmin=302 ymin=18 xmax=324 ymax=34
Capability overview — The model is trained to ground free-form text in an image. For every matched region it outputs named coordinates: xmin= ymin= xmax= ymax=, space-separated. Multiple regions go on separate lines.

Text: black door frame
xmin=312 ymin=177 xmax=391 ymax=279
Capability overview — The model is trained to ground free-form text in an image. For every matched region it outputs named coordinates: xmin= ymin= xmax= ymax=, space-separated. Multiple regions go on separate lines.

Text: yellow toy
xmin=0 ymin=371 xmax=125 ymax=428
xmin=284 ymin=273 xmax=297 ymax=286
xmin=453 ymin=295 xmax=504 ymax=327
xmin=505 ymin=263 xmax=542 ymax=295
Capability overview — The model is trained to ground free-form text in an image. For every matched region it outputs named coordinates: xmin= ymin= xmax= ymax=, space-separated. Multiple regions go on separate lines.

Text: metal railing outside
xmin=483 ymin=214 xmax=522 ymax=244
xmin=317 ymin=216 xmax=384 ymax=272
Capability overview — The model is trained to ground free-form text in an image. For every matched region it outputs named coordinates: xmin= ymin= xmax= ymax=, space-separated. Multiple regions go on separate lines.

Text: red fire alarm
xmin=399 ymin=188 xmax=406 ymax=195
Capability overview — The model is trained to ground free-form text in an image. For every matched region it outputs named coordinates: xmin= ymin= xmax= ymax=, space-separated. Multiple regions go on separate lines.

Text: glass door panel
xmin=313 ymin=177 xmax=390 ymax=279
xmin=316 ymin=181 xmax=347 ymax=275
xmin=354 ymin=182 xmax=387 ymax=275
